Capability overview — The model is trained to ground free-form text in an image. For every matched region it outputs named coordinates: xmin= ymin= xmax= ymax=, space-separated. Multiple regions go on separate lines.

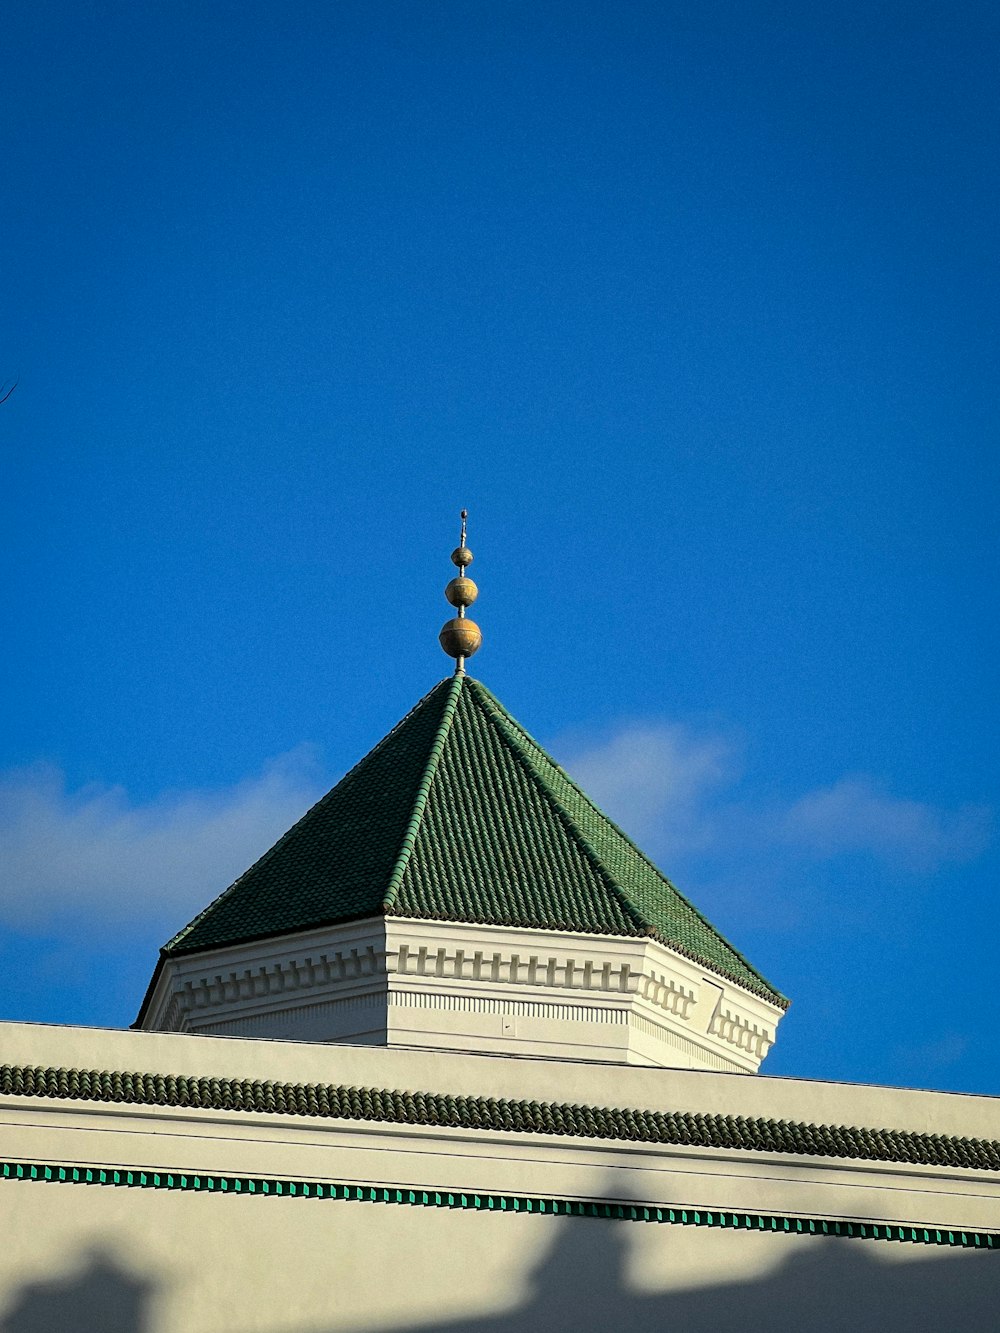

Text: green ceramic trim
xmin=2 ymin=1160 xmax=995 ymax=1249
xmin=3 ymin=1063 xmax=999 ymax=1174
xmin=381 ymin=673 xmax=464 ymax=911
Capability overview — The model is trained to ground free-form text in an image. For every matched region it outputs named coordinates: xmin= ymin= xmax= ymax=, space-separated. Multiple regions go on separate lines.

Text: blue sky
xmin=1 ymin=1 xmax=997 ymax=1094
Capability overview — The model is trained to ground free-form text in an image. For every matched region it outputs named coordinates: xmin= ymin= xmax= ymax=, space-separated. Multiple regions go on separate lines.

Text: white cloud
xmin=0 ymin=721 xmax=990 ymax=935
xmin=778 ymin=776 xmax=991 ymax=871
xmin=893 ymin=1032 xmax=971 ymax=1072
xmin=0 ymin=749 xmax=326 ymax=929
xmin=559 ymin=722 xmax=737 ymax=854
xmin=555 ymin=723 xmax=991 ymax=875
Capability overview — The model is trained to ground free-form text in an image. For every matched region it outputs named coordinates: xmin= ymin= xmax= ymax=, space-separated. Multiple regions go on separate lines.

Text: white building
xmin=2 ymin=534 xmax=997 ymax=1330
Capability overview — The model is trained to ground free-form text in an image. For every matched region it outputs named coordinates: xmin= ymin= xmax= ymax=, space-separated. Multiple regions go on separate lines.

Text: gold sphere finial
xmin=440 ymin=508 xmax=481 ymax=673
xmin=439 ymin=617 xmax=483 ymax=659
xmin=445 ymin=576 xmax=478 ymax=608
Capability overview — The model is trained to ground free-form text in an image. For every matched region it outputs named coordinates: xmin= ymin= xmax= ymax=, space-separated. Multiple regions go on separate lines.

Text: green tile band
xmin=3 ymin=1063 xmax=999 ymax=1173
xmin=2 ymin=1160 xmax=995 ymax=1249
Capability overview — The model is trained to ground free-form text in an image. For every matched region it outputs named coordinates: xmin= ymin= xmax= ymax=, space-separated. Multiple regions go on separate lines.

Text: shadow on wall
xmin=0 ymin=1250 xmax=155 ymax=1333
xmin=1 ymin=1204 xmax=997 ymax=1333
xmin=404 ymin=1213 xmax=1000 ymax=1333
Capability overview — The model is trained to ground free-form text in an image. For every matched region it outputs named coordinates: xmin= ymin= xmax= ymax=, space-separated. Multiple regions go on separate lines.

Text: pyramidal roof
xmin=162 ymin=674 xmax=786 ymax=1009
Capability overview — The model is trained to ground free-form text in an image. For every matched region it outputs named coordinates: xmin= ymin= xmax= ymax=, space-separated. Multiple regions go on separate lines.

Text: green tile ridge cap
xmin=381 ymin=674 xmax=465 ymax=912
xmin=463 ymin=681 xmax=649 ymax=941
xmin=468 ymin=678 xmax=788 ymax=1010
xmin=162 ymin=677 xmax=456 ymax=955
xmin=4 ymin=1063 xmax=999 ymax=1175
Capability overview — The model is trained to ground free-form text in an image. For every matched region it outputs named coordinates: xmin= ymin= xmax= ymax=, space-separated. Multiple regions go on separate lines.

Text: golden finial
xmin=439 ymin=508 xmax=482 ymax=674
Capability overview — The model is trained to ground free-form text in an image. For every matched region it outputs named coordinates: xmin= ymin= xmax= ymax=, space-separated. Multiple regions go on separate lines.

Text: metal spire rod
xmin=438 ymin=509 xmax=482 ymax=676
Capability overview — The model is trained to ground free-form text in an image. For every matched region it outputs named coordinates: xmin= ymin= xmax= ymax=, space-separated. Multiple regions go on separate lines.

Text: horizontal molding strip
xmin=2 ymin=1063 xmax=999 ymax=1174
xmin=2 ymin=1160 xmax=996 ymax=1249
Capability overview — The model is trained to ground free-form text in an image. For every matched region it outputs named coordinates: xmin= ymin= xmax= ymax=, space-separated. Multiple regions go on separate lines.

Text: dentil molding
xmin=141 ymin=916 xmax=782 ymax=1072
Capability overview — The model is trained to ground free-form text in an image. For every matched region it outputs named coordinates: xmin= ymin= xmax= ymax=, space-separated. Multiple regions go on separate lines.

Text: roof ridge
xmin=465 ymin=680 xmax=648 ymax=938
xmin=382 ymin=673 xmax=465 ymax=912
xmin=164 ymin=677 xmax=455 ymax=954
xmin=468 ymin=679 xmax=786 ymax=1008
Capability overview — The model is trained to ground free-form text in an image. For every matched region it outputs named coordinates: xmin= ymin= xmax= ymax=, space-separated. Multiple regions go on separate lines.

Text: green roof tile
xmin=162 ymin=675 xmax=786 ymax=1008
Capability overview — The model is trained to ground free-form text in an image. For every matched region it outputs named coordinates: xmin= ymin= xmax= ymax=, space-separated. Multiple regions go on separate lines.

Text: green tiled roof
xmin=161 ymin=675 xmax=785 ymax=1007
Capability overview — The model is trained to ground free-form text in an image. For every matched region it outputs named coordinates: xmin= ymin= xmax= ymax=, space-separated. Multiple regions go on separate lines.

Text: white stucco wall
xmin=1 ymin=1183 xmax=997 ymax=1333
xmin=1 ymin=1020 xmax=997 ymax=1332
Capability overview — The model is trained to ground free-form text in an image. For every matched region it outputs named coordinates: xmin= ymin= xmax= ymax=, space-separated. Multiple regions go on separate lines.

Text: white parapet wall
xmin=1 ymin=1018 xmax=999 ymax=1332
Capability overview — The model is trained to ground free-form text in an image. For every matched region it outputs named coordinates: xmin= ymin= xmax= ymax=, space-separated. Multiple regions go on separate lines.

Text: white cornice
xmin=141 ymin=916 xmax=784 ymax=1072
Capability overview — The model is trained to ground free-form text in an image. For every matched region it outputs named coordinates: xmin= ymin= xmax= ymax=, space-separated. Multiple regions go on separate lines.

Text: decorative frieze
xmin=393 ymin=942 xmax=635 ymax=992
xmin=141 ymin=915 xmax=782 ymax=1072
xmin=626 ymin=1013 xmax=764 ymax=1072
xmin=389 ymin=990 xmax=628 ymax=1024
xmin=636 ymin=968 xmax=697 ymax=1020
xmin=709 ymin=1003 xmax=774 ymax=1061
